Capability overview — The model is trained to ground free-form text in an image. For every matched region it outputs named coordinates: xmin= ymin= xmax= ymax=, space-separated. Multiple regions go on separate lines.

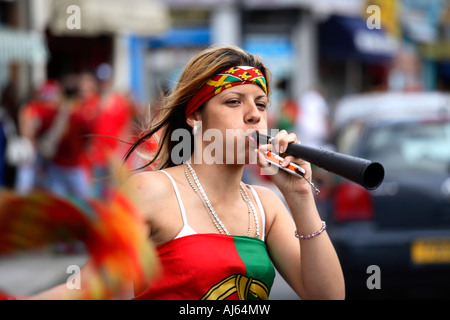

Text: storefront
xmin=144 ymin=0 xmax=368 ymax=115
xmin=45 ymin=0 xmax=170 ymax=103
xmin=318 ymin=14 xmax=398 ymax=102
xmin=144 ymin=5 xmax=307 ymax=121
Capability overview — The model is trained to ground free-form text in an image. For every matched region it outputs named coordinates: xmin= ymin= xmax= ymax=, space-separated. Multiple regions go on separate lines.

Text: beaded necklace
xmin=183 ymin=162 xmax=259 ymax=238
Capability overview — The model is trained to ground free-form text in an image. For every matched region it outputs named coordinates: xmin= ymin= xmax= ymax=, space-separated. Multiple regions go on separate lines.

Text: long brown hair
xmin=123 ymin=46 xmax=271 ymax=170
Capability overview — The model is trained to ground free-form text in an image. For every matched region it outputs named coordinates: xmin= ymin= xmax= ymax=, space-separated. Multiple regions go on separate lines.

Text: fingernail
xmin=280 ymin=145 xmax=285 ymax=153
xmin=259 ymin=144 xmax=269 ymax=152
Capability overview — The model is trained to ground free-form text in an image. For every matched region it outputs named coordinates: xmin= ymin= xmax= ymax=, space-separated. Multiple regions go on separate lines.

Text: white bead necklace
xmin=183 ymin=165 xmax=225 ymax=234
xmin=240 ymin=184 xmax=260 ymax=238
xmin=184 ymin=162 xmax=259 ymax=238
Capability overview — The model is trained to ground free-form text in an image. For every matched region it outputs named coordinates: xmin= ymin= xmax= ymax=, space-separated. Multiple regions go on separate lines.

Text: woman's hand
xmin=255 ymin=130 xmax=313 ymax=196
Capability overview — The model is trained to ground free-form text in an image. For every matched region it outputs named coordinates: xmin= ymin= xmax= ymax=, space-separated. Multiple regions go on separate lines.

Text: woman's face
xmin=196 ymin=83 xmax=269 ymax=165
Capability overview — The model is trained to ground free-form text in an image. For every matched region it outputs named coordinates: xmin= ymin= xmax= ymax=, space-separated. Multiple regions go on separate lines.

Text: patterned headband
xmin=185 ymin=66 xmax=268 ymax=119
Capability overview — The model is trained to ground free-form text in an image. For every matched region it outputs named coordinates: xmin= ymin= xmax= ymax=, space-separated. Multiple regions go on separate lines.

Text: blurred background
xmin=1 ymin=0 xmax=450 ymax=300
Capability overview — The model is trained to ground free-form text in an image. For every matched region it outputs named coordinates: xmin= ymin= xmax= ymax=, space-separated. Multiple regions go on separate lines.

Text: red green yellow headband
xmin=185 ymin=66 xmax=268 ymax=119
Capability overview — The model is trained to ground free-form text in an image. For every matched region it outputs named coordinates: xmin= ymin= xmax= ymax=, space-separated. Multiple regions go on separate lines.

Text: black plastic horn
xmin=252 ymin=132 xmax=384 ymax=190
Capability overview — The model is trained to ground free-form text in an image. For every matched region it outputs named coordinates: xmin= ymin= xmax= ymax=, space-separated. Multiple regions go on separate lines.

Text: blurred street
xmin=0 ymin=252 xmax=299 ymax=299
xmin=0 ymin=251 xmax=88 ymax=297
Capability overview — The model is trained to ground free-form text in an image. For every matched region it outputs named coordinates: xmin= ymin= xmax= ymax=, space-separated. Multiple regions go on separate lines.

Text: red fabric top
xmin=133 ymin=234 xmax=275 ymax=300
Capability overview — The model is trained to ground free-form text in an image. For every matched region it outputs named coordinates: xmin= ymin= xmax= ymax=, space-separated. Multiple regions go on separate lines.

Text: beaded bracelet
xmin=295 ymin=221 xmax=327 ymax=240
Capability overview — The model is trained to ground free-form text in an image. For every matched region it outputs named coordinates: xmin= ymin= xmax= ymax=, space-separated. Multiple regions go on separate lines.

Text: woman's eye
xmin=226 ymin=100 xmax=240 ymax=106
xmin=256 ymin=102 xmax=267 ymax=110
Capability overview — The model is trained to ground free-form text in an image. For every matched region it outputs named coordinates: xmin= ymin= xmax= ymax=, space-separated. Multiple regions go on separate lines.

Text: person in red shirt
xmin=36 ymin=74 xmax=99 ymax=199
xmin=89 ymin=90 xmax=133 ymax=199
xmin=16 ymin=80 xmax=62 ymax=193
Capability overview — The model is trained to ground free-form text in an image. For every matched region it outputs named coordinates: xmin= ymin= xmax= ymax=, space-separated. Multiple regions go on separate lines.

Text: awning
xmin=0 ymin=28 xmax=49 ymax=64
xmin=319 ymin=15 xmax=398 ymax=64
xmin=48 ymin=0 xmax=170 ymax=36
xmin=148 ymin=28 xmax=210 ymax=48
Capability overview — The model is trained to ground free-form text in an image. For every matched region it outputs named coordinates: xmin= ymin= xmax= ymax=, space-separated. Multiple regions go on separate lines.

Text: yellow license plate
xmin=411 ymin=239 xmax=450 ymax=264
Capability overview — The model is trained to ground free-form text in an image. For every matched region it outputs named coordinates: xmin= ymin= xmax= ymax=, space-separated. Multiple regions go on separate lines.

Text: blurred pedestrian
xmin=278 ymin=98 xmax=300 ymax=132
xmin=275 ymin=79 xmax=300 ymax=132
xmin=0 ymin=80 xmax=20 ymax=188
xmin=15 ymin=80 xmax=62 ymax=193
xmin=295 ymin=88 xmax=331 ymax=148
xmin=35 ymin=74 xmax=97 ymax=199
xmin=0 ymin=106 xmax=30 ymax=188
xmin=77 ymin=72 xmax=101 ymax=123
xmin=294 ymin=89 xmax=335 ymax=205
xmin=89 ymin=64 xmax=134 ymax=199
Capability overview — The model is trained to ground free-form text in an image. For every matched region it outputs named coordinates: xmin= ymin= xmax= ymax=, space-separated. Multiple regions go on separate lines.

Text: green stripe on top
xmin=233 ymin=236 xmax=275 ymax=300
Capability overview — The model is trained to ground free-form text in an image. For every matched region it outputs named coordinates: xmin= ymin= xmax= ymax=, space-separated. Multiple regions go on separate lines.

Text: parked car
xmin=327 ymin=92 xmax=450 ymax=299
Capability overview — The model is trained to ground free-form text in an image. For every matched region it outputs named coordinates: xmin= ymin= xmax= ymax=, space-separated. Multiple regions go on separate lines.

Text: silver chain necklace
xmin=184 ymin=162 xmax=259 ymax=238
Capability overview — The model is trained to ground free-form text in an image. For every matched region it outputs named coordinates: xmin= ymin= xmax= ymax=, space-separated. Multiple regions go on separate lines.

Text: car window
xmin=360 ymin=122 xmax=450 ymax=174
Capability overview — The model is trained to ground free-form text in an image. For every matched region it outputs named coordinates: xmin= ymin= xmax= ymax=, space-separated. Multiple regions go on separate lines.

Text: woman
xmin=36 ymin=46 xmax=344 ymax=300
xmin=124 ymin=46 xmax=344 ymax=300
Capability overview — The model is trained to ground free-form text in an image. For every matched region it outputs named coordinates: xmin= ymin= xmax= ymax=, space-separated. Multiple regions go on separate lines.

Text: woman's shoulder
xmin=120 ymin=169 xmax=175 ymax=205
xmin=118 ymin=168 xmax=185 ymax=243
xmin=123 ymin=169 xmax=166 ymax=187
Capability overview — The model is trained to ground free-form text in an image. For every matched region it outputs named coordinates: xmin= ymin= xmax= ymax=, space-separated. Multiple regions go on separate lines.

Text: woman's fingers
xmin=273 ymin=130 xmax=299 ymax=154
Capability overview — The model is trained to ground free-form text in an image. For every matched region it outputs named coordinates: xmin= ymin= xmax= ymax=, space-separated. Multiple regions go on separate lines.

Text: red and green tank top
xmin=133 ymin=234 xmax=275 ymax=300
xmin=132 ymin=170 xmax=275 ymax=300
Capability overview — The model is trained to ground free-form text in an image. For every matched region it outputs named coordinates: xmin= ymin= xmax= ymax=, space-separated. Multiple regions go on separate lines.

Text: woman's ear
xmin=186 ymin=111 xmax=202 ymax=131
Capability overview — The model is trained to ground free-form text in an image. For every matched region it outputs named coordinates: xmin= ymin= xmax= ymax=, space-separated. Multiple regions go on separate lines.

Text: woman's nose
xmin=244 ymin=103 xmax=261 ymax=124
